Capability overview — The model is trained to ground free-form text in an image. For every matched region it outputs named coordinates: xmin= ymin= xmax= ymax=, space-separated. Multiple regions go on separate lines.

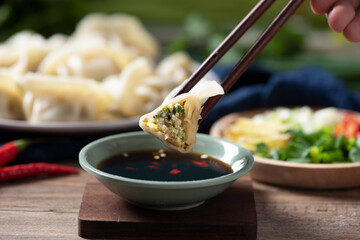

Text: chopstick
xmin=173 ymin=0 xmax=304 ymax=121
xmin=174 ymin=0 xmax=276 ymax=96
xmin=200 ymin=0 xmax=305 ymax=121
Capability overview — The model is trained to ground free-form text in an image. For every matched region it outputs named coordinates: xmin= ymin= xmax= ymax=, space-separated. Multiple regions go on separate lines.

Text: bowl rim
xmin=255 ymin=156 xmax=360 ymax=169
xmin=79 ymin=131 xmax=254 ymax=189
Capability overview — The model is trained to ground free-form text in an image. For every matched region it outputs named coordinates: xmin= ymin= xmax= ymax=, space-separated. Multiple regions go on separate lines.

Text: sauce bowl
xmin=79 ymin=131 xmax=253 ymax=210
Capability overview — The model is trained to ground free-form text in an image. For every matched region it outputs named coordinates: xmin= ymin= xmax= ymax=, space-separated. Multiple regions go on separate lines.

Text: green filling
xmin=153 ymin=102 xmax=187 ymax=145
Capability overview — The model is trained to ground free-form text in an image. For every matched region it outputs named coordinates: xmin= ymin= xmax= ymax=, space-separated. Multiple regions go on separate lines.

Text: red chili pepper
xmin=169 ymin=169 xmax=181 ymax=175
xmin=192 ymin=160 xmax=209 ymax=167
xmin=0 ymin=139 xmax=27 ymax=167
xmin=0 ymin=162 xmax=79 ymax=182
xmin=147 ymin=165 xmax=160 ymax=169
xmin=334 ymin=113 xmax=360 ymax=139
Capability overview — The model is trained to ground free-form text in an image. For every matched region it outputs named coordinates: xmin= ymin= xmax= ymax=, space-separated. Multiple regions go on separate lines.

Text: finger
xmin=311 ymin=0 xmax=337 ymax=15
xmin=327 ymin=0 xmax=358 ymax=32
xmin=343 ymin=8 xmax=360 ymax=42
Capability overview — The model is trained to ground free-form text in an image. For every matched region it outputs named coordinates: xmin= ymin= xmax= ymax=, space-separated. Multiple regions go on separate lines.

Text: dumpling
xmin=0 ymin=73 xmax=24 ymax=120
xmin=102 ymin=57 xmax=178 ymax=117
xmin=17 ymin=73 xmax=114 ymax=122
xmin=0 ymin=31 xmax=66 ymax=74
xmin=74 ymin=13 xmax=159 ymax=57
xmin=38 ymin=35 xmax=135 ymax=81
xmin=139 ymin=79 xmax=224 ymax=153
xmin=156 ymin=52 xmax=195 ymax=85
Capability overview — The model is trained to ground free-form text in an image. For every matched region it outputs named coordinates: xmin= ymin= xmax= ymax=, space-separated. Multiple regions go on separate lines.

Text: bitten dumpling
xmin=139 ymin=79 xmax=224 ymax=153
xmin=17 ymin=73 xmax=114 ymax=122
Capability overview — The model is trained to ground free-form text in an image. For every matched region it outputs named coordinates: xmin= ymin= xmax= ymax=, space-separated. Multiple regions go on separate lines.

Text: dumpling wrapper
xmin=0 ymin=73 xmax=24 ymax=120
xmin=102 ymin=57 xmax=180 ymax=117
xmin=17 ymin=73 xmax=114 ymax=122
xmin=74 ymin=13 xmax=159 ymax=57
xmin=38 ymin=35 xmax=135 ymax=81
xmin=0 ymin=31 xmax=66 ymax=74
xmin=139 ymin=79 xmax=224 ymax=153
xmin=156 ymin=52 xmax=194 ymax=85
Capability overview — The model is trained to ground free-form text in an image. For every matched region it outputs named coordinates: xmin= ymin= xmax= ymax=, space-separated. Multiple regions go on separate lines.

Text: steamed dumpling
xmin=0 ymin=73 xmax=24 ymax=120
xmin=156 ymin=52 xmax=195 ymax=85
xmin=74 ymin=13 xmax=159 ymax=57
xmin=17 ymin=73 xmax=114 ymax=122
xmin=102 ymin=52 xmax=199 ymax=117
xmin=38 ymin=35 xmax=135 ymax=81
xmin=102 ymin=57 xmax=179 ymax=117
xmin=139 ymin=79 xmax=224 ymax=153
xmin=0 ymin=31 xmax=66 ymax=74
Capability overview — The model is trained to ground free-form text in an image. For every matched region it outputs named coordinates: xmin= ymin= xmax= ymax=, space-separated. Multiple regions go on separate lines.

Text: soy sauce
xmin=97 ymin=150 xmax=233 ymax=181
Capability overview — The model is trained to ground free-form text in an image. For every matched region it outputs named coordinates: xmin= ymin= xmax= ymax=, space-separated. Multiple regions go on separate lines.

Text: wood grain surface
xmin=1 ymin=161 xmax=360 ymax=240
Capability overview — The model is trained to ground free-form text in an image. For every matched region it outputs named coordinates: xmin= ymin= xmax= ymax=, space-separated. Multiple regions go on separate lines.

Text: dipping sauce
xmin=97 ymin=150 xmax=233 ymax=181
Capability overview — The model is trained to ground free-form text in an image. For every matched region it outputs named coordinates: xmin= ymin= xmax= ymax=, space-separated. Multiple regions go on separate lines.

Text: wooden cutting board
xmin=78 ymin=175 xmax=257 ymax=239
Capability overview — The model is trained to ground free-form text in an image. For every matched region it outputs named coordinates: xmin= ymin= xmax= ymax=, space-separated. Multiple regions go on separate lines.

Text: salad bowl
xmin=210 ymin=107 xmax=360 ymax=189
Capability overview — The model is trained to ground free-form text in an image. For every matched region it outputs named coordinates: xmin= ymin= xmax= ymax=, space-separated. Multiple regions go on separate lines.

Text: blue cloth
xmin=199 ymin=66 xmax=360 ymax=133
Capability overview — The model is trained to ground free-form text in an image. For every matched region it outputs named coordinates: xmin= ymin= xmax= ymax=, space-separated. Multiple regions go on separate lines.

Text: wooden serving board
xmin=78 ymin=175 xmax=257 ymax=240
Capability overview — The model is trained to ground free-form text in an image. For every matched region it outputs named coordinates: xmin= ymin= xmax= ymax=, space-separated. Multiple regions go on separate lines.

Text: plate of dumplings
xmin=0 ymin=13 xmax=219 ymax=134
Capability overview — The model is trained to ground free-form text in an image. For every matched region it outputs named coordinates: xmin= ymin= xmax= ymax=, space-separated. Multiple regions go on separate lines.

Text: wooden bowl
xmin=210 ymin=108 xmax=360 ymax=189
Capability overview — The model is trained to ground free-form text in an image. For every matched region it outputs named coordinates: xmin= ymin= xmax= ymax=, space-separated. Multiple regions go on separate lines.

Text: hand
xmin=311 ymin=0 xmax=360 ymax=42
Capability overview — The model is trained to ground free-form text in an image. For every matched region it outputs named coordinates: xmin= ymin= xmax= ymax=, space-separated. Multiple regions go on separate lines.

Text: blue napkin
xmin=199 ymin=66 xmax=360 ymax=133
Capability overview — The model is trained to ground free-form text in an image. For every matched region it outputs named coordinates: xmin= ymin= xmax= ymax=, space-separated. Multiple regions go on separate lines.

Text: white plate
xmin=0 ymin=117 xmax=140 ymax=134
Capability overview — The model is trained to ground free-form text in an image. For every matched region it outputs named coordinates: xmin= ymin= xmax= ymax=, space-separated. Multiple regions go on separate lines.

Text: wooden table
xmin=1 ymin=160 xmax=359 ymax=240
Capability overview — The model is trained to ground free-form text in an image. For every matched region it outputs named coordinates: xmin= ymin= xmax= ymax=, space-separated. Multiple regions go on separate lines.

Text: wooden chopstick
xmin=200 ymin=0 xmax=304 ymax=121
xmin=173 ymin=0 xmax=304 ymax=122
xmin=174 ymin=0 xmax=276 ymax=96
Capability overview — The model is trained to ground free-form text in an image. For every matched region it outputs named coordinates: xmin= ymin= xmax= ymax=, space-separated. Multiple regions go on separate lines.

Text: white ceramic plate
xmin=0 ymin=117 xmax=140 ymax=134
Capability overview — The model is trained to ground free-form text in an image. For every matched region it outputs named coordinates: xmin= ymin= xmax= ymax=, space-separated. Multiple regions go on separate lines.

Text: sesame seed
xmin=200 ymin=154 xmax=208 ymax=159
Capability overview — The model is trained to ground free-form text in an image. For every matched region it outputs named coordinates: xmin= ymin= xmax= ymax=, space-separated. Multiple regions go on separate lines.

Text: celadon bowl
xmin=79 ymin=131 xmax=254 ymax=211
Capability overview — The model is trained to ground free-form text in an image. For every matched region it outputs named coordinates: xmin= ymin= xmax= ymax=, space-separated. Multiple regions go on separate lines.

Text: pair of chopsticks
xmin=174 ymin=0 xmax=304 ymax=122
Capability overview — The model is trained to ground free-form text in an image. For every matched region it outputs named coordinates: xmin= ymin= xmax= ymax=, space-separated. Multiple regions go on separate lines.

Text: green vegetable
xmin=255 ymin=143 xmax=269 ymax=157
xmin=172 ymin=103 xmax=185 ymax=118
xmin=356 ymin=135 xmax=360 ymax=148
xmin=154 ymin=107 xmax=172 ymax=120
xmin=255 ymin=129 xmax=357 ymax=164
xmin=334 ymin=134 xmax=346 ymax=150
xmin=268 ymin=148 xmax=283 ymax=160
xmin=349 ymin=147 xmax=360 ymax=163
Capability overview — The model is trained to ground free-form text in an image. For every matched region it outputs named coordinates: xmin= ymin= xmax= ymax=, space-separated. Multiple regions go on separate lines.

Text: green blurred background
xmin=1 ymin=0 xmax=359 ymax=89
